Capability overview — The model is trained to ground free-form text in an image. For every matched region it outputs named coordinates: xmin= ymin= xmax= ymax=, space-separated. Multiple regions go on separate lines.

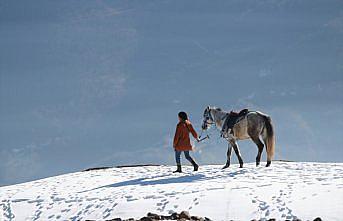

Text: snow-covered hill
xmin=1 ymin=162 xmax=343 ymax=221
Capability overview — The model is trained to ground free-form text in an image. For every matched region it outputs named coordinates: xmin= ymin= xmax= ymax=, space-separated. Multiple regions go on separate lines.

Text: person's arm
xmin=173 ymin=124 xmax=181 ymax=148
xmin=189 ymin=123 xmax=199 ymax=141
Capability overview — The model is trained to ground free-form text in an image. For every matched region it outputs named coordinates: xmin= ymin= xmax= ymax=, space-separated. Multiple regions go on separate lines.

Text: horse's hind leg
xmin=262 ymin=135 xmax=271 ymax=167
xmin=222 ymin=143 xmax=232 ymax=169
xmin=262 ymin=135 xmax=272 ymax=167
xmin=231 ymin=141 xmax=244 ymax=168
xmin=251 ymin=136 xmax=264 ymax=167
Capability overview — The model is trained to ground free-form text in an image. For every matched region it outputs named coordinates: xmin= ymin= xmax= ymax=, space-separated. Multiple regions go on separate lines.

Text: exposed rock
xmin=191 ymin=216 xmax=204 ymax=221
xmin=160 ymin=215 xmax=173 ymax=220
xmin=139 ymin=217 xmax=153 ymax=221
xmin=103 ymin=212 xmax=314 ymax=221
xmin=146 ymin=212 xmax=161 ymax=220
xmin=171 ymin=212 xmax=179 ymax=220
xmin=179 ymin=211 xmax=191 ymax=220
xmin=83 ymin=167 xmax=112 ymax=172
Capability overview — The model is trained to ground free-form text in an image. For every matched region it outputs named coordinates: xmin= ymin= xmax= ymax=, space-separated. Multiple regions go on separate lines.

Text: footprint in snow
xmin=103 ymin=212 xmax=111 ymax=219
xmin=193 ymin=197 xmax=200 ymax=205
xmin=156 ymin=199 xmax=169 ymax=211
xmin=12 ymin=198 xmax=29 ymax=203
xmin=61 ymin=208 xmax=71 ymax=213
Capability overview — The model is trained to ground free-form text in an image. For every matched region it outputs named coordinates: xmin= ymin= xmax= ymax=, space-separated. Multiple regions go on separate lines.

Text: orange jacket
xmin=173 ymin=120 xmax=198 ymax=151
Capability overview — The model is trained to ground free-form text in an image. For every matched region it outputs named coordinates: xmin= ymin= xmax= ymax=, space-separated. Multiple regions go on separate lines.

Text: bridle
xmin=203 ymin=108 xmax=215 ymax=127
xmin=199 ymin=108 xmax=215 ymax=140
xmin=201 ymin=107 xmax=231 ymax=140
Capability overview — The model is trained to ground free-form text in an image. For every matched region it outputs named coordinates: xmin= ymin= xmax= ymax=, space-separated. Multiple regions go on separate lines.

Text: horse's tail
xmin=263 ymin=115 xmax=275 ymax=165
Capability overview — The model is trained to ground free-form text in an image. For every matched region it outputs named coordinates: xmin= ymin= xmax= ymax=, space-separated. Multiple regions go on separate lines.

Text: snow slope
xmin=1 ymin=162 xmax=343 ymax=221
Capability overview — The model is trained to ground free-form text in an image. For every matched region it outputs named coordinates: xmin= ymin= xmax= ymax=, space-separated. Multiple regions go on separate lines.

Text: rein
xmin=200 ymin=108 xmax=230 ymax=141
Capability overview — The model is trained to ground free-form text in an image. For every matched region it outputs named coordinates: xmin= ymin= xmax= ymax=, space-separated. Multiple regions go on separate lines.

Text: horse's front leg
xmin=222 ymin=143 xmax=232 ymax=169
xmin=232 ymin=141 xmax=244 ymax=168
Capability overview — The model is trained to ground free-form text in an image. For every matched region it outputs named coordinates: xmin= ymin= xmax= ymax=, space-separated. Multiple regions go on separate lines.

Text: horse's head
xmin=201 ymin=106 xmax=214 ymax=130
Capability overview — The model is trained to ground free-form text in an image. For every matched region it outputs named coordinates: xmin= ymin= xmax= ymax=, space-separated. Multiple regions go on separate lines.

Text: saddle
xmin=222 ymin=109 xmax=249 ymax=134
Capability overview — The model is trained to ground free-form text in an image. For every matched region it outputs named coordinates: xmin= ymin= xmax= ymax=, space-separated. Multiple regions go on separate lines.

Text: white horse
xmin=201 ymin=106 xmax=275 ymax=168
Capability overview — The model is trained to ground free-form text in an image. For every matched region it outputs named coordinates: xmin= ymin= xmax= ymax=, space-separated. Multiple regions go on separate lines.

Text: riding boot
xmin=190 ymin=159 xmax=199 ymax=171
xmin=173 ymin=165 xmax=182 ymax=173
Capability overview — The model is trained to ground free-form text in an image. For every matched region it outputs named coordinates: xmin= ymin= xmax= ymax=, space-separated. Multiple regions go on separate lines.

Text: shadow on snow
xmin=79 ymin=168 xmax=249 ymax=193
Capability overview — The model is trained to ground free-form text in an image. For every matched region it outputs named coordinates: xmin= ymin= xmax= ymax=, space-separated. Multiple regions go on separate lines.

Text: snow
xmin=1 ymin=162 xmax=343 ymax=221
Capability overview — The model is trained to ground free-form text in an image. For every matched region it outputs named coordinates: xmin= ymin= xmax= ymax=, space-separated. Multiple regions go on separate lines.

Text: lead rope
xmin=198 ymin=128 xmax=211 ymax=142
xmin=198 ymin=134 xmax=210 ymax=142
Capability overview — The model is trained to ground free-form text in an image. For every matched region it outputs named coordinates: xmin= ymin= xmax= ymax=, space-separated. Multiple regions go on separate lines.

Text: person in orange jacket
xmin=173 ymin=111 xmax=199 ymax=173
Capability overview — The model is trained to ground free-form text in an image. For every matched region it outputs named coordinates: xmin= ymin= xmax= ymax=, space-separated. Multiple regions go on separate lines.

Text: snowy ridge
xmin=1 ymin=162 xmax=343 ymax=221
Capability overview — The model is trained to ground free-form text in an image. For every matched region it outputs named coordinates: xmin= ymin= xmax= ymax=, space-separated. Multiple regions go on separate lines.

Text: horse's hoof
xmin=266 ymin=161 xmax=271 ymax=167
xmin=222 ymin=165 xmax=230 ymax=169
xmin=256 ymin=162 xmax=260 ymax=167
xmin=239 ymin=164 xmax=243 ymax=168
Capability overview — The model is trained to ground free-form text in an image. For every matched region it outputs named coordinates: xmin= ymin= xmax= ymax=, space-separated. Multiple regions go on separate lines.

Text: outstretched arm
xmin=189 ymin=124 xmax=199 ymax=141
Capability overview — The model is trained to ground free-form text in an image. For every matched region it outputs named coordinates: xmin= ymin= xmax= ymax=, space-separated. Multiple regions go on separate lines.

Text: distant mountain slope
xmin=1 ymin=162 xmax=343 ymax=220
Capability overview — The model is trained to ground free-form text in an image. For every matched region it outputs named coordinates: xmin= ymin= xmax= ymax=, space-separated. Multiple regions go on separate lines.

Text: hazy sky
xmin=1 ymin=0 xmax=342 ymax=186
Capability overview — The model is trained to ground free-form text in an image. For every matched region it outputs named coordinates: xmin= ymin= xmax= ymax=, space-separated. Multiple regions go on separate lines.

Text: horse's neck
xmin=212 ymin=110 xmax=227 ymax=130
